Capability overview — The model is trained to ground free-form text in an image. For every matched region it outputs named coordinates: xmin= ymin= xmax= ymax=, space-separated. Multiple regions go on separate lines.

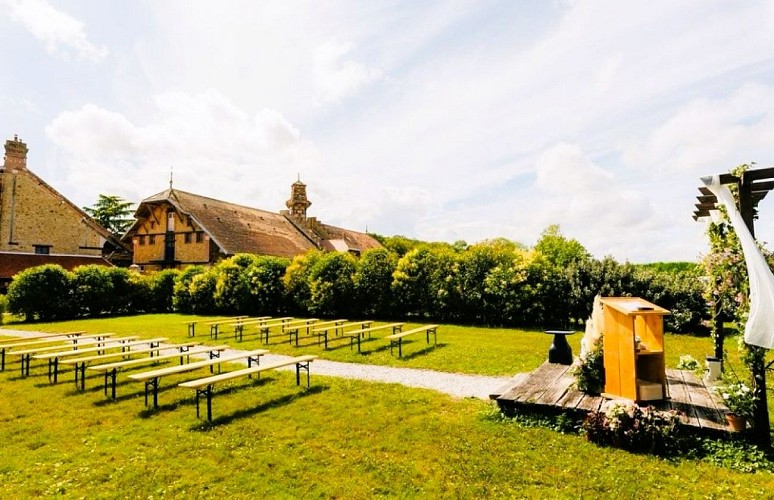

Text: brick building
xmin=0 ymin=136 xmax=125 ymax=290
xmin=123 ymin=180 xmax=381 ymax=271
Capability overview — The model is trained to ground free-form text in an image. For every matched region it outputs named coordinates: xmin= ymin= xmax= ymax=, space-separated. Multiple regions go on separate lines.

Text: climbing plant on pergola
xmin=694 ymin=165 xmax=774 ymax=447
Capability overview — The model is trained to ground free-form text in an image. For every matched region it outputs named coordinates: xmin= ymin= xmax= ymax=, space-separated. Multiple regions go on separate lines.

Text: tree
xmin=83 ymin=194 xmax=134 ymax=236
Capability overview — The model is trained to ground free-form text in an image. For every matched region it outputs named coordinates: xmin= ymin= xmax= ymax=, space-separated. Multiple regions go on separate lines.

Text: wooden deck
xmin=492 ymin=362 xmax=731 ymax=434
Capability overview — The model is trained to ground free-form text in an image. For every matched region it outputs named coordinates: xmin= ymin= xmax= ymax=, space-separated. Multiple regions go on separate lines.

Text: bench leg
xmin=110 ymin=369 xmax=117 ymax=400
xmin=195 ymin=385 xmax=214 ymax=421
xmin=296 ymin=361 xmax=311 ymax=388
xmin=398 ymin=338 xmax=403 ymax=358
xmin=51 ymin=358 xmax=59 ymax=383
xmin=1 ymin=347 xmax=5 ymax=371
xmin=209 ymin=350 xmax=221 ymax=374
xmin=145 ymin=377 xmax=160 ymax=408
xmin=188 ymin=324 xmax=195 ymax=337
xmin=324 ymin=332 xmax=328 ymax=350
xmin=79 ymin=363 xmax=87 ymax=391
xmin=104 ymin=372 xmax=109 ymax=396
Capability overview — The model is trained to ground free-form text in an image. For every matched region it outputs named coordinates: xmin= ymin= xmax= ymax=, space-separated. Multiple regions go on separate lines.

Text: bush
xmin=7 ymin=264 xmax=74 ymax=321
xmin=72 ymin=265 xmax=114 ymax=316
xmin=104 ymin=267 xmax=143 ymax=315
xmin=147 ymin=269 xmax=179 ymax=313
xmin=213 ymin=260 xmax=252 ymax=314
xmin=173 ymin=266 xmax=206 ymax=313
xmin=0 ymin=294 xmax=6 ymax=323
xmin=308 ymin=252 xmax=358 ymax=317
xmin=246 ymin=256 xmax=290 ymax=315
xmin=188 ymin=271 xmax=217 ymax=315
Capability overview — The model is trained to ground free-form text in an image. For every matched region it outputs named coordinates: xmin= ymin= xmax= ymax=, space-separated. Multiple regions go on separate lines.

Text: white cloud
xmin=313 ymin=39 xmax=381 ymax=104
xmin=622 ymin=84 xmax=774 ymax=175
xmin=44 ymin=89 xmax=318 ymax=210
xmin=5 ymin=0 xmax=107 ymax=62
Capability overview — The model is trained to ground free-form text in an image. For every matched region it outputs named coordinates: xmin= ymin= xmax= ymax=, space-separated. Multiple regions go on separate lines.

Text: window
xmin=139 ymin=235 xmax=145 ymax=245
xmin=196 ymin=232 xmax=204 ymax=243
xmin=184 ymin=233 xmax=192 ymax=244
xmin=33 ymin=245 xmax=50 ymax=255
xmin=149 ymin=235 xmax=156 ymax=245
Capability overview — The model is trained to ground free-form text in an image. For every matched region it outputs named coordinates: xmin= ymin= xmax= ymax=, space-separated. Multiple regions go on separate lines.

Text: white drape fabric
xmin=702 ymin=175 xmax=774 ymax=349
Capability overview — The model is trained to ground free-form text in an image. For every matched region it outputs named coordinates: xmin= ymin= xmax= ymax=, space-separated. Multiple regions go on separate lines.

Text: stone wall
xmin=0 ymin=137 xmax=106 ymax=256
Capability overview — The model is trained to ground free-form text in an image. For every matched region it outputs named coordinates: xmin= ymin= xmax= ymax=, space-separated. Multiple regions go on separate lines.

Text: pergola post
xmin=695 ymin=168 xmax=772 ymax=448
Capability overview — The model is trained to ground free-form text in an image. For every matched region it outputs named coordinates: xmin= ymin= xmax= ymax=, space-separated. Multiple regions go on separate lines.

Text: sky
xmin=2 ymin=0 xmax=774 ymax=263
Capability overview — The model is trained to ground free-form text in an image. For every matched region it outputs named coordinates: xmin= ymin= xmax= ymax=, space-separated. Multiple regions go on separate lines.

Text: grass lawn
xmin=0 ymin=313 xmax=741 ymax=376
xmin=1 ymin=314 xmax=772 ymax=497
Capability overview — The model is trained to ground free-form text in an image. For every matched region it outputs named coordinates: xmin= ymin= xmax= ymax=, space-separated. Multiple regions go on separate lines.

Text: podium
xmin=599 ymin=297 xmax=669 ymax=401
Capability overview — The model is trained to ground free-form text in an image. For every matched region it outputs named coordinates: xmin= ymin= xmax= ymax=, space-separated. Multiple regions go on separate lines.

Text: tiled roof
xmin=319 ymin=223 xmax=382 ymax=252
xmin=125 ymin=188 xmax=382 ymax=259
xmin=0 ymin=252 xmax=113 ymax=280
xmin=130 ymin=189 xmax=318 ymax=258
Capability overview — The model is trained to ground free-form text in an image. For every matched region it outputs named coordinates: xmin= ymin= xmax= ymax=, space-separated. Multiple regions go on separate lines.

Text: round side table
xmin=544 ymin=330 xmax=576 ymax=365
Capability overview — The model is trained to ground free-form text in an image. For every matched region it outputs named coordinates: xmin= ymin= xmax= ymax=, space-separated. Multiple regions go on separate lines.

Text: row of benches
xmin=183 ymin=316 xmax=439 ymax=357
xmin=0 ymin=332 xmax=318 ymax=422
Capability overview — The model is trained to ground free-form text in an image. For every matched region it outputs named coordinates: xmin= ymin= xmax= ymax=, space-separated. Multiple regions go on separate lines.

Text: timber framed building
xmin=123 ymin=180 xmax=380 ymax=271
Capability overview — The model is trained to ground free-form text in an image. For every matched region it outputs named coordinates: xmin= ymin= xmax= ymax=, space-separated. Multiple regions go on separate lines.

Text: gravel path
xmin=0 ymin=328 xmax=514 ymax=400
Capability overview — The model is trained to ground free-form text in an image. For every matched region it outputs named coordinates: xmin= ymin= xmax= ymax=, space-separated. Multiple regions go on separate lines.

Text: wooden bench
xmin=229 ymin=317 xmax=272 ymax=340
xmin=338 ymin=323 xmax=405 ymax=353
xmin=33 ymin=337 xmax=163 ymax=383
xmin=309 ymin=321 xmax=369 ymax=349
xmin=0 ymin=331 xmax=74 ymax=346
xmin=203 ymin=316 xmax=248 ymax=338
xmin=385 ymin=324 xmax=439 ymax=357
xmin=253 ymin=317 xmax=296 ymax=343
xmin=127 ymin=349 xmax=269 ymax=408
xmin=179 ymin=355 xmax=318 ymax=421
xmin=0 ymin=331 xmax=90 ymax=370
xmin=61 ymin=341 xmax=200 ymax=390
xmin=88 ymin=344 xmax=229 ymax=399
xmin=280 ymin=319 xmax=320 ymax=345
xmin=8 ymin=333 xmax=118 ymax=376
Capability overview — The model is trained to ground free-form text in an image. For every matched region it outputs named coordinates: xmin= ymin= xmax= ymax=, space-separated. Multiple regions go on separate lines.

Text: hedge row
xmin=5 ymin=232 xmax=708 ymax=333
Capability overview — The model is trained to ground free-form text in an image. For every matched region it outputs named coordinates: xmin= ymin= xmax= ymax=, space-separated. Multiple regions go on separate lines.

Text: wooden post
xmin=738 ymin=172 xmax=771 ymax=448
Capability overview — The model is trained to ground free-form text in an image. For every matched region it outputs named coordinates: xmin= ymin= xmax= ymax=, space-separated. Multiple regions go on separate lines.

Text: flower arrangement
xmin=714 ymin=380 xmax=755 ymax=419
xmin=571 ymin=339 xmax=604 ymax=394
xmin=582 ymin=401 xmax=682 ymax=455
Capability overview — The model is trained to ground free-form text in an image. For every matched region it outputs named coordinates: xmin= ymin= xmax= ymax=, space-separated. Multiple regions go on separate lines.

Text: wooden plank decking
xmin=493 ymin=362 xmax=730 ymax=434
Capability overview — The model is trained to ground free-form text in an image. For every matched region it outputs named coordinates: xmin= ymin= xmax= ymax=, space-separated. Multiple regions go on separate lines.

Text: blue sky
xmin=2 ymin=0 xmax=774 ymax=262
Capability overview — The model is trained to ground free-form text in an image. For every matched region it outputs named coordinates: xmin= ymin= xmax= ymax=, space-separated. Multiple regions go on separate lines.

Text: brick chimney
xmin=3 ymin=135 xmax=28 ymax=172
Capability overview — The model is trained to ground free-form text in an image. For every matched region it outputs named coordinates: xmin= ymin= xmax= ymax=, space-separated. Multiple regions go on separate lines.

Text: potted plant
xmin=714 ymin=380 xmax=755 ymax=431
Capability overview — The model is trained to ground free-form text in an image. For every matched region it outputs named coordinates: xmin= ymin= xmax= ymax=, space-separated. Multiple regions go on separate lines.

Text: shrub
xmin=72 ymin=265 xmax=114 ymax=316
xmin=147 ymin=269 xmax=179 ymax=313
xmin=173 ymin=266 xmax=206 ymax=313
xmin=213 ymin=260 xmax=252 ymax=314
xmin=6 ymin=264 xmax=74 ymax=321
xmin=188 ymin=271 xmax=217 ymax=315
xmin=0 ymin=294 xmax=6 ymax=323
xmin=308 ymin=252 xmax=358 ymax=317
xmin=246 ymin=256 xmax=289 ymax=315
xmin=104 ymin=267 xmax=142 ymax=315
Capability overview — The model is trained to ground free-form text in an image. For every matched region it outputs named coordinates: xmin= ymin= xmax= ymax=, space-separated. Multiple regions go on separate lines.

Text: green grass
xmin=1 ymin=314 xmax=773 ymax=497
xmin=0 ymin=358 xmax=772 ymax=498
xmin=0 ymin=313 xmax=744 ymax=376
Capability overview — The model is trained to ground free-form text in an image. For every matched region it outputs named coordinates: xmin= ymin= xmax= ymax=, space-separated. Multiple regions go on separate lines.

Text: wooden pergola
xmin=693 ymin=166 xmax=774 ymax=447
